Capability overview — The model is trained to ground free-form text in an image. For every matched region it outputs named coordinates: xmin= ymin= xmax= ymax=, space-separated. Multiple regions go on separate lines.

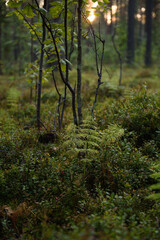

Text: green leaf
xmin=14 ymin=11 xmax=24 ymax=20
xmin=23 ymin=4 xmax=35 ymax=18
xmin=7 ymin=0 xmax=23 ymax=8
xmin=61 ymin=64 xmax=66 ymax=72
xmin=6 ymin=11 xmax=15 ymax=17
xmin=103 ymin=0 xmax=110 ymax=3
xmin=60 ymin=59 xmax=66 ymax=65
xmin=95 ymin=12 xmax=100 ymax=17
xmin=64 ymin=59 xmax=72 ymax=66
xmin=39 ymin=7 xmax=47 ymax=14
xmin=46 ymin=58 xmax=57 ymax=64
xmin=98 ymin=1 xmax=103 ymax=5
xmin=43 ymin=39 xmax=52 ymax=45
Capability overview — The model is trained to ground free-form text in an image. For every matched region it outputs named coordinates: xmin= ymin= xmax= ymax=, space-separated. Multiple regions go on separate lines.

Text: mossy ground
xmin=1 ymin=65 xmax=160 ymax=239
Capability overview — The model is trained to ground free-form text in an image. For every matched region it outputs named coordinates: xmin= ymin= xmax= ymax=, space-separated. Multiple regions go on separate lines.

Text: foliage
xmin=1 ymin=0 xmax=160 ymax=237
xmin=63 ymin=119 xmax=102 ymax=162
xmin=96 ymin=86 xmax=160 ymax=146
xmin=148 ymin=163 xmax=160 ymax=200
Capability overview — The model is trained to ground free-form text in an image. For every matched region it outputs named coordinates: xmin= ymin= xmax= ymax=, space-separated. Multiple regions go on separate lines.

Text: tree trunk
xmin=37 ymin=0 xmax=47 ymax=130
xmin=120 ymin=0 xmax=127 ymax=22
xmin=120 ymin=0 xmax=123 ymax=19
xmin=13 ymin=31 xmax=18 ymax=62
xmin=126 ymin=0 xmax=135 ymax=64
xmin=30 ymin=35 xmax=34 ymax=103
xmin=0 ymin=23 xmax=2 ymax=75
xmin=145 ymin=0 xmax=153 ymax=66
xmin=30 ymin=12 xmax=34 ymax=103
xmin=60 ymin=0 xmax=69 ymax=128
xmin=77 ymin=0 xmax=83 ymax=125
xmin=138 ymin=3 xmax=143 ymax=45
xmin=108 ymin=0 xmax=113 ymax=34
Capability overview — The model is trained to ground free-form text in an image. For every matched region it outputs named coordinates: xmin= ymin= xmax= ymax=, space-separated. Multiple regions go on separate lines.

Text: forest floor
xmin=1 ymin=65 xmax=160 ymax=239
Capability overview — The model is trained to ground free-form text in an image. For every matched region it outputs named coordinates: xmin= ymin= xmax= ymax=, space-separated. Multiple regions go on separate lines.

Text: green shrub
xmin=99 ymin=140 xmax=154 ymax=193
xmin=96 ymin=86 xmax=160 ymax=146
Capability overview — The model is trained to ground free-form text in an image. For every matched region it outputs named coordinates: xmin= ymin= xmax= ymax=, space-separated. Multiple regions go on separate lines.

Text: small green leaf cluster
xmin=25 ymin=62 xmax=39 ymax=87
xmin=148 ymin=164 xmax=160 ymax=200
xmin=63 ymin=119 xmax=102 ymax=163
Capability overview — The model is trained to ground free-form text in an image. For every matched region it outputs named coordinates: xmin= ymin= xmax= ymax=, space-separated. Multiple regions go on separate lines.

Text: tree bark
xmin=30 ymin=12 xmax=34 ymax=103
xmin=13 ymin=29 xmax=18 ymax=62
xmin=0 ymin=23 xmax=2 ymax=75
xmin=145 ymin=0 xmax=153 ymax=66
xmin=60 ymin=0 xmax=69 ymax=128
xmin=138 ymin=4 xmax=143 ymax=45
xmin=77 ymin=0 xmax=83 ymax=125
xmin=37 ymin=0 xmax=47 ymax=130
xmin=126 ymin=0 xmax=135 ymax=64
xmin=108 ymin=0 xmax=113 ymax=34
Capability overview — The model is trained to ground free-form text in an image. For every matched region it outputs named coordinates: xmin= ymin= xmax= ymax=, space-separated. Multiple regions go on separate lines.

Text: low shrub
xmin=96 ymin=86 xmax=160 ymax=146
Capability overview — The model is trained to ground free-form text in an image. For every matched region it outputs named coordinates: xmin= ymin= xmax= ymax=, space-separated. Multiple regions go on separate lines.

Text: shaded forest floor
xmin=1 ymin=65 xmax=160 ymax=239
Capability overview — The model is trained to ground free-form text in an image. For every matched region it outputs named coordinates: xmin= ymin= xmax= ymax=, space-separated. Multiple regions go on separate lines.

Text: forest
xmin=1 ymin=0 xmax=160 ymax=239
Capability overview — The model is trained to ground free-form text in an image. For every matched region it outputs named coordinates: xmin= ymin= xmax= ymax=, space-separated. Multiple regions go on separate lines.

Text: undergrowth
xmin=1 ymin=75 xmax=160 ymax=239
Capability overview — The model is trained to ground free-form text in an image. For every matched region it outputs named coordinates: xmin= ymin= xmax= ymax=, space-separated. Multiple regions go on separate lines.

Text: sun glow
xmin=136 ymin=7 xmax=146 ymax=24
xmin=104 ymin=12 xmax=111 ymax=24
xmin=88 ymin=13 xmax=96 ymax=22
xmin=112 ymin=5 xmax=117 ymax=15
xmin=87 ymin=1 xmax=118 ymax=24
xmin=104 ymin=5 xmax=117 ymax=24
xmin=39 ymin=0 xmax=44 ymax=8
xmin=141 ymin=7 xmax=145 ymax=13
xmin=87 ymin=1 xmax=98 ymax=22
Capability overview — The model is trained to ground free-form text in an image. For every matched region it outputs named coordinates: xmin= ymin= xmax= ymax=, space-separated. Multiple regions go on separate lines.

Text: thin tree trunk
xmin=115 ymin=0 xmax=119 ymax=25
xmin=35 ymin=0 xmax=78 ymax=126
xmin=77 ymin=0 xmax=83 ymax=125
xmin=13 ymin=31 xmax=18 ymax=62
xmin=126 ymin=0 xmax=135 ymax=64
xmin=30 ymin=35 xmax=34 ymax=103
xmin=145 ymin=0 xmax=153 ymax=66
xmin=60 ymin=0 xmax=69 ymax=128
xmin=138 ymin=0 xmax=143 ymax=45
xmin=120 ymin=0 xmax=126 ymax=21
xmin=69 ymin=6 xmax=76 ymax=61
xmin=0 ymin=23 xmax=2 ymax=75
xmin=30 ymin=14 xmax=34 ymax=103
xmin=112 ymin=18 xmax=122 ymax=85
xmin=37 ymin=0 xmax=47 ymax=130
xmin=120 ymin=0 xmax=122 ymax=19
xmin=109 ymin=0 xmax=113 ymax=34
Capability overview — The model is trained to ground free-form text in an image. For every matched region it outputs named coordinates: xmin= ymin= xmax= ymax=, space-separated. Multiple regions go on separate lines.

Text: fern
xmin=148 ymin=165 xmax=160 ymax=200
xmin=63 ymin=120 xmax=124 ymax=163
xmin=7 ymin=88 xmax=21 ymax=108
xmin=63 ymin=119 xmax=102 ymax=162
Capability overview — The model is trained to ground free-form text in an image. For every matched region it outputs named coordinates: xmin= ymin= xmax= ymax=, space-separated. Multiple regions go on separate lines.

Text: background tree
xmin=35 ymin=0 xmax=47 ymax=130
xmin=77 ymin=0 xmax=83 ymax=125
xmin=145 ymin=0 xmax=153 ymax=66
xmin=108 ymin=0 xmax=113 ymax=34
xmin=126 ymin=0 xmax=135 ymax=64
xmin=0 ymin=1 xmax=7 ymax=75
